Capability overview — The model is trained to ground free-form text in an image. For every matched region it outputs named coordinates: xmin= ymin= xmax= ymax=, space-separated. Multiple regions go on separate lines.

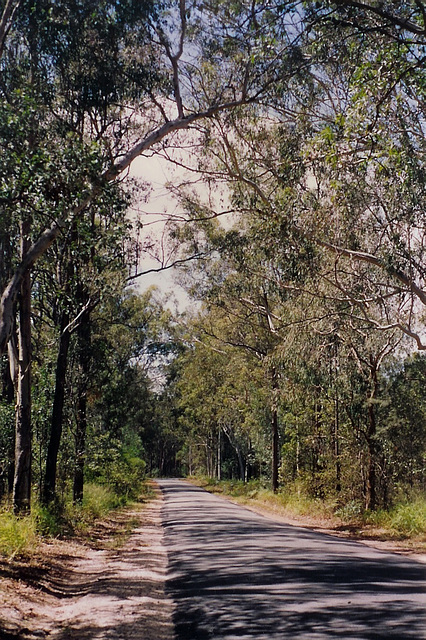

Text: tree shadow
xmin=160 ymin=480 xmax=426 ymax=640
xmin=0 ymin=500 xmax=174 ymax=640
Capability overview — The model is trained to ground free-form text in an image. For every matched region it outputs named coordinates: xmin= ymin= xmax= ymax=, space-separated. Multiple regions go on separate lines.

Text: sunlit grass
xmin=0 ymin=480 xmax=155 ymax=555
xmin=0 ymin=510 xmax=38 ymax=558
xmin=368 ymin=498 xmax=426 ymax=537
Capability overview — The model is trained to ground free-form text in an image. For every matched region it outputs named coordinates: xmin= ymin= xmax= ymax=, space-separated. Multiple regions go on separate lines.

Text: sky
xmin=129 ymin=153 xmax=193 ymax=311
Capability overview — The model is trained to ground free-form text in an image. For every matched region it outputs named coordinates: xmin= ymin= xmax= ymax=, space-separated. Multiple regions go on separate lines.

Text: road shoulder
xmin=0 ymin=484 xmax=175 ymax=640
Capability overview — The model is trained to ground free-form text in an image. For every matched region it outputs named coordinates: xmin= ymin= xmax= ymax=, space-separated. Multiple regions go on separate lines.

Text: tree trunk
xmin=272 ymin=406 xmax=279 ymax=493
xmin=73 ymin=391 xmax=87 ymax=504
xmin=73 ymin=306 xmax=90 ymax=504
xmin=43 ymin=314 xmax=71 ymax=504
xmin=365 ymin=403 xmax=377 ymax=511
xmin=217 ymin=428 xmax=221 ymax=480
xmin=271 ymin=367 xmax=279 ymax=493
xmin=334 ymin=392 xmax=341 ymax=493
xmin=365 ymin=361 xmax=379 ymax=511
xmin=13 ymin=218 xmax=32 ymax=514
xmin=236 ymin=444 xmax=245 ymax=481
xmin=0 ymin=338 xmax=15 ymax=497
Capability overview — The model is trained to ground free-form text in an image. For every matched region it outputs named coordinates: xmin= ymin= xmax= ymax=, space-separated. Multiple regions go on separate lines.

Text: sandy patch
xmin=0 ymin=487 xmax=175 ymax=640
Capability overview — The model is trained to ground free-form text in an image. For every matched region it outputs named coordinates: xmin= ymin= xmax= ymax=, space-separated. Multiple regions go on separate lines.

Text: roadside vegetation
xmin=0 ymin=479 xmax=154 ymax=559
xmin=194 ymin=478 xmax=426 ymax=551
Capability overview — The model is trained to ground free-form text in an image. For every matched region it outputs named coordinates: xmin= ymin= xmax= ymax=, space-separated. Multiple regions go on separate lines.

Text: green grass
xmin=0 ymin=480 xmax=155 ymax=556
xmin=368 ymin=498 xmax=426 ymax=537
xmin=35 ymin=482 xmax=123 ymax=537
xmin=0 ymin=510 xmax=38 ymax=559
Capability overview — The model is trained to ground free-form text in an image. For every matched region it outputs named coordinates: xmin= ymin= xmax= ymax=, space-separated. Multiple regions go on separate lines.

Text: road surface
xmin=158 ymin=479 xmax=426 ymax=640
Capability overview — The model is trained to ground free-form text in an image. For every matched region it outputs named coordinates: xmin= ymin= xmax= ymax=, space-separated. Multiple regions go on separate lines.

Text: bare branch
xmin=332 ymin=0 xmax=426 ymax=36
xmin=127 ymin=252 xmax=209 ymax=280
xmin=0 ymin=0 xmax=21 ymax=58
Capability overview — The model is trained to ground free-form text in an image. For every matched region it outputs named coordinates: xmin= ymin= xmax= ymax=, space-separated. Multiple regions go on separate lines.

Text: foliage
xmin=368 ymin=498 xmax=426 ymax=537
xmin=35 ymin=481 xmax=145 ymax=538
xmin=85 ymin=438 xmax=147 ymax=501
xmin=0 ymin=0 xmax=425 ymax=526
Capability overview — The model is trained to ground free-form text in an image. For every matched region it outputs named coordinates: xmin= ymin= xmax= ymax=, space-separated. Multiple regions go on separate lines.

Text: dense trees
xmin=0 ymin=0 xmax=424 ymax=515
xmin=159 ymin=0 xmax=426 ymax=505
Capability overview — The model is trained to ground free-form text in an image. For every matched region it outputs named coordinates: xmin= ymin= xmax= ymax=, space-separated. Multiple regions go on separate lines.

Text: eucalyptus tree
xmin=164 ymin=0 xmax=426 ymax=503
xmin=0 ymin=0 xmax=159 ymax=510
xmin=380 ymin=353 xmax=426 ymax=499
xmin=0 ymin=0 xmax=312 ymax=352
xmin=298 ymin=0 xmax=426 ymax=348
xmin=0 ymin=0 xmax=314 ymax=511
xmin=82 ymin=287 xmax=177 ymax=496
xmin=163 ymin=0 xmax=425 ymax=352
xmin=176 ymin=310 xmax=270 ymax=480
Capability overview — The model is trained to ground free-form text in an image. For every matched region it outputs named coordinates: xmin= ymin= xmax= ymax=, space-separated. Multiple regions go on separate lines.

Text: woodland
xmin=0 ymin=0 xmax=425 ymax=528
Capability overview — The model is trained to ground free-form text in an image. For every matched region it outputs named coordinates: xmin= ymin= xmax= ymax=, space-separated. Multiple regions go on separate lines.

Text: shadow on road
xmin=160 ymin=480 xmax=426 ymax=640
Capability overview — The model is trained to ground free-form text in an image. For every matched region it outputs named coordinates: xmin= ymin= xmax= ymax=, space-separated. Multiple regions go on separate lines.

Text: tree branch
xmin=127 ymin=252 xmax=209 ymax=280
xmin=332 ymin=0 xmax=426 ymax=35
xmin=0 ymin=97 xmax=255 ymax=353
xmin=0 ymin=0 xmax=21 ymax=59
xmin=318 ymin=239 xmax=426 ymax=307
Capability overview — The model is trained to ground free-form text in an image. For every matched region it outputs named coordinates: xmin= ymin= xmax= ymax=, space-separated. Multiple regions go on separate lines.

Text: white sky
xmin=128 ymin=153 xmax=193 ymax=311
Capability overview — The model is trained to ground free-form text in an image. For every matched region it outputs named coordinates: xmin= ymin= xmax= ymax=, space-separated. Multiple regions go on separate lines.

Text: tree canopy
xmin=0 ymin=0 xmax=425 ymax=514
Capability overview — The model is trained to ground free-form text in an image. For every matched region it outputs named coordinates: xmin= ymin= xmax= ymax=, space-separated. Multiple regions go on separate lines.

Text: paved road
xmin=158 ymin=479 xmax=426 ymax=640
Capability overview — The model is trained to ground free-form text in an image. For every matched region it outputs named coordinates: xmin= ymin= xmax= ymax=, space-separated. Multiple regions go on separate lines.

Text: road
xmin=158 ymin=479 xmax=426 ymax=640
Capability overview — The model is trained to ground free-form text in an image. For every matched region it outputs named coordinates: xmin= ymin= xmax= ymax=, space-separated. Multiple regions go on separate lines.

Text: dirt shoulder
xmin=0 ymin=485 xmax=175 ymax=640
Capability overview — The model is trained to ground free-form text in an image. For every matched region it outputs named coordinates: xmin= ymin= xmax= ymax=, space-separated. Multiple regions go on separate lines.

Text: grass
xmin=0 ymin=509 xmax=38 ymax=559
xmin=0 ymin=480 xmax=155 ymax=558
xmin=368 ymin=498 xmax=426 ymax=538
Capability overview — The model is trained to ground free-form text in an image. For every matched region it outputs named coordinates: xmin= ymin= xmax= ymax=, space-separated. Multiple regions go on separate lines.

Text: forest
xmin=0 ymin=0 xmax=425 ymax=535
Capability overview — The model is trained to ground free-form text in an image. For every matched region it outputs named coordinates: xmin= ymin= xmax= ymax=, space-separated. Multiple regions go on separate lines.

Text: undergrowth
xmin=0 ymin=480 xmax=154 ymax=558
xmin=367 ymin=498 xmax=426 ymax=537
xmin=0 ymin=510 xmax=38 ymax=558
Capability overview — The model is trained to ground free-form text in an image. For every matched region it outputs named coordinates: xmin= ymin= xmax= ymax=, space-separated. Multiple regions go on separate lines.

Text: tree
xmin=84 ymin=287 xmax=179 ymax=492
xmin=0 ymin=0 xmax=311 ymax=352
xmin=0 ymin=0 xmax=314 ymax=510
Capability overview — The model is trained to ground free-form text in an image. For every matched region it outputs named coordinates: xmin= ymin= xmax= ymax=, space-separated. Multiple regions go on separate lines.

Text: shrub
xmin=82 ymin=482 xmax=122 ymax=518
xmin=335 ymin=500 xmax=364 ymax=522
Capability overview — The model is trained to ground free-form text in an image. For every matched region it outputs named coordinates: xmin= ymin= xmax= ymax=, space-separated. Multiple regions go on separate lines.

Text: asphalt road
xmin=157 ymin=478 xmax=426 ymax=640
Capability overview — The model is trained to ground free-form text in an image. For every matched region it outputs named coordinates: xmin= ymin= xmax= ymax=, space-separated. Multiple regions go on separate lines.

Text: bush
xmin=105 ymin=455 xmax=146 ymax=500
xmin=35 ymin=502 xmax=66 ymax=537
xmin=34 ymin=482 xmax=133 ymax=538
xmin=85 ymin=438 xmax=147 ymax=501
xmin=82 ymin=482 xmax=122 ymax=518
xmin=335 ymin=500 xmax=364 ymax=522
